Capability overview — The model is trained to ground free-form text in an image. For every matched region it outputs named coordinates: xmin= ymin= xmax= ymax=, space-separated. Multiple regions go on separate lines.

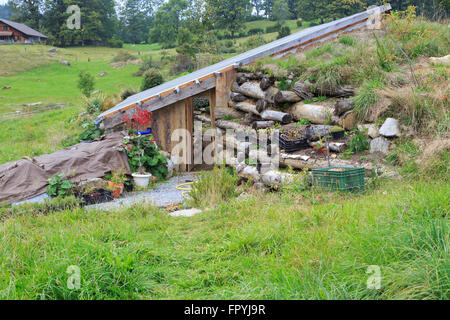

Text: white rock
xmin=358 ymin=124 xmax=379 ymax=139
xmin=430 ymin=55 xmax=450 ymax=65
xmin=169 ymin=209 xmax=202 ymax=217
xmin=370 ymin=137 xmax=391 ymax=155
xmin=379 ymin=118 xmax=401 ymax=138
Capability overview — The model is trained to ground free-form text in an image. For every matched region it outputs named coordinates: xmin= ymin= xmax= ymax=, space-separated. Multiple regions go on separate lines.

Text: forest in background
xmin=2 ymin=0 xmax=449 ymax=48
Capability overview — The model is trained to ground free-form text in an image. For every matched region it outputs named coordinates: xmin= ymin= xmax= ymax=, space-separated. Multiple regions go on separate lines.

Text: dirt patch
xmin=414 ymin=137 xmax=450 ymax=165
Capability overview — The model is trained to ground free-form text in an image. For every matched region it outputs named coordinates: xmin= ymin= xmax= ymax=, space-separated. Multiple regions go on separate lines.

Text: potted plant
xmin=120 ymin=108 xmax=167 ymax=189
xmin=108 ymin=169 xmax=127 ymax=199
xmin=330 ymin=126 xmax=345 ymax=140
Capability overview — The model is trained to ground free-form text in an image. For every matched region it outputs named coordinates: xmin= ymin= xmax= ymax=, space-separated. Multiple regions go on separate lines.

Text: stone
xmin=98 ymin=72 xmax=108 ymax=77
xmin=169 ymin=209 xmax=202 ymax=217
xmin=60 ymin=60 xmax=71 ymax=66
xmin=166 ymin=159 xmax=175 ymax=179
xmin=430 ymin=55 xmax=450 ymax=65
xmin=379 ymin=118 xmax=401 ymax=138
xmin=48 ymin=48 xmax=57 ymax=53
xmin=370 ymin=137 xmax=390 ymax=155
xmin=358 ymin=124 xmax=379 ymax=139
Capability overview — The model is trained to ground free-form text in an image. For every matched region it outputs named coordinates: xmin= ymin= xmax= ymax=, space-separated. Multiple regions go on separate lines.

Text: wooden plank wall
xmin=215 ymin=69 xmax=237 ymax=108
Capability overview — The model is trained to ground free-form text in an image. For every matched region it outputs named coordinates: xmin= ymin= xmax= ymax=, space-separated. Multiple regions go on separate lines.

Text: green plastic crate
xmin=312 ymin=167 xmax=365 ymax=192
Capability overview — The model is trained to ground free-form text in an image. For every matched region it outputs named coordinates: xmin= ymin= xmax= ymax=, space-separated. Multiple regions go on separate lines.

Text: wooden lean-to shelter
xmin=96 ymin=4 xmax=391 ymax=172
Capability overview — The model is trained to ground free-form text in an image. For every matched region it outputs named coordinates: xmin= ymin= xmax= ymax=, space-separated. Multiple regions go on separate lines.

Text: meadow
xmin=0 ymin=18 xmax=306 ymax=164
xmin=0 ymin=177 xmax=448 ymax=299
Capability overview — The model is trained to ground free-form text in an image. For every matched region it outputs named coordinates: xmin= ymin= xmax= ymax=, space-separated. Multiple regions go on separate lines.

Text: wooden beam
xmin=104 ymin=77 xmax=215 ymax=129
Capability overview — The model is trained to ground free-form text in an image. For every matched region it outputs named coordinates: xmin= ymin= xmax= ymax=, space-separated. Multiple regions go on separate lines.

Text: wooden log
xmin=256 ymin=99 xmax=269 ymax=113
xmin=230 ymin=92 xmax=247 ymax=103
xmin=261 ymin=110 xmax=292 ymax=124
xmin=317 ymin=85 xmax=354 ymax=98
xmin=252 ymin=121 xmax=275 ymax=130
xmin=236 ymin=73 xmax=256 ymax=85
xmin=215 ymin=120 xmax=251 ymax=132
xmin=231 ymin=81 xmax=241 ymax=93
xmin=214 ymin=107 xmax=244 ymax=120
xmin=238 ymin=81 xmax=266 ymax=100
xmin=289 ymin=102 xmax=335 ymax=125
xmin=264 ymin=86 xmax=279 ymax=104
xmin=334 ymin=100 xmax=355 ymax=116
xmin=195 ymin=115 xmax=211 ymax=123
xmin=260 ymin=77 xmax=274 ymax=91
xmin=305 ymin=125 xmax=333 ymax=141
xmin=292 ymin=81 xmax=314 ymax=100
xmin=234 ymin=101 xmax=260 ymax=116
xmin=275 ymin=90 xmax=302 ymax=104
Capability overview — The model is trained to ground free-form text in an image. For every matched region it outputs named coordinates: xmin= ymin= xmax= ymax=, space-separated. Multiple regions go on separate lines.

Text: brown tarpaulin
xmin=0 ymin=132 xmax=131 ymax=204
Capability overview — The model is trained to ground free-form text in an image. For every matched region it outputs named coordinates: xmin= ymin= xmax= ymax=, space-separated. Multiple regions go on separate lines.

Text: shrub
xmin=277 ymin=26 xmax=291 ymax=39
xmin=187 ymin=166 xmax=240 ymax=209
xmin=112 ymin=51 xmax=136 ymax=62
xmin=348 ymin=133 xmax=370 ymax=154
xmin=265 ymin=22 xmax=282 ymax=34
xmin=77 ymin=71 xmax=95 ymax=97
xmin=296 ymin=20 xmax=303 ymax=27
xmin=248 ymin=28 xmax=264 ymax=36
xmin=46 ymin=174 xmax=76 ymax=198
xmin=244 ymin=35 xmax=266 ymax=51
xmin=107 ymin=38 xmax=124 ymax=48
xmin=193 ymin=98 xmax=210 ymax=110
xmin=134 ymin=55 xmax=158 ymax=77
xmin=141 ymin=68 xmax=164 ymax=91
xmin=79 ymin=121 xmax=103 ymax=142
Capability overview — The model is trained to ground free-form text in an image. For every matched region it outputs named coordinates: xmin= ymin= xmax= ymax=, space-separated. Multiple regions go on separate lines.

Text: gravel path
xmin=86 ymin=173 xmax=197 ymax=211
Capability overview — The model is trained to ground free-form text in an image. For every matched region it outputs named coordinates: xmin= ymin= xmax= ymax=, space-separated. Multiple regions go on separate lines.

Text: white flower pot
xmin=132 ymin=173 xmax=152 ymax=189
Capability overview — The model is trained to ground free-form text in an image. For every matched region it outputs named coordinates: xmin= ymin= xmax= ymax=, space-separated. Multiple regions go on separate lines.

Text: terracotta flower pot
xmin=108 ymin=181 xmax=124 ymax=199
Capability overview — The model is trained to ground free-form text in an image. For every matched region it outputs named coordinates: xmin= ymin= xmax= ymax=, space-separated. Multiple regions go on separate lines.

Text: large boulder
xmin=370 ymin=137 xmax=390 ymax=155
xmin=379 ymin=118 xmax=401 ymax=138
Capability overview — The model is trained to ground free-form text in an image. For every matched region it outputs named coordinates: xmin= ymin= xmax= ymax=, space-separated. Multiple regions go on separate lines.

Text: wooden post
xmin=185 ymin=97 xmax=194 ymax=172
xmin=215 ymin=68 xmax=237 ymax=108
xmin=209 ymin=88 xmax=217 ymax=160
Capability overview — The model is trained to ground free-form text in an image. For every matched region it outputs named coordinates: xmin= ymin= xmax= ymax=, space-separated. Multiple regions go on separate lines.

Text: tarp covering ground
xmin=0 ymin=132 xmax=130 ymax=203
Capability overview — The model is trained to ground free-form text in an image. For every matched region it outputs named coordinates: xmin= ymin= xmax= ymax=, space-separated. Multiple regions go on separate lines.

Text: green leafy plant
xmin=348 ymin=133 xmax=370 ymax=154
xmin=46 ymin=174 xmax=75 ymax=198
xmin=110 ymin=169 xmax=128 ymax=184
xmin=79 ymin=121 xmax=103 ymax=141
xmin=297 ymin=119 xmax=311 ymax=127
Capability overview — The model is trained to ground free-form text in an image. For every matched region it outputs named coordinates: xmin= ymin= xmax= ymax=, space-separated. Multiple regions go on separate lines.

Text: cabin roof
xmin=0 ymin=18 xmax=48 ymax=38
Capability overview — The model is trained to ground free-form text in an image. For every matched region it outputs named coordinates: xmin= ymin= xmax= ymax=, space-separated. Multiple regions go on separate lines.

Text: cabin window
xmin=2 ymin=26 xmax=7 ymax=31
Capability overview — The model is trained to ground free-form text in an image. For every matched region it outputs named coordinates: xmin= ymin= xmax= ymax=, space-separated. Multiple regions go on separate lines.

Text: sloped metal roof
xmin=97 ymin=4 xmax=391 ymax=122
xmin=0 ymin=18 xmax=48 ymax=38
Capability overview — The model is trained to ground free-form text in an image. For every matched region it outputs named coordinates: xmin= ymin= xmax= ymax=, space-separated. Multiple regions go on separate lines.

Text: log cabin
xmin=0 ymin=18 xmax=47 ymax=44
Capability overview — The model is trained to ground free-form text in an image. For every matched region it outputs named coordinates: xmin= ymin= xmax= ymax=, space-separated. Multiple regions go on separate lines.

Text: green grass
xmin=0 ymin=178 xmax=448 ymax=299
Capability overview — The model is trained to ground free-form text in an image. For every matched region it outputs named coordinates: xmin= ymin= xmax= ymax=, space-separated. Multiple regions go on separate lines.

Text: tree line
xmin=6 ymin=0 xmax=449 ymax=47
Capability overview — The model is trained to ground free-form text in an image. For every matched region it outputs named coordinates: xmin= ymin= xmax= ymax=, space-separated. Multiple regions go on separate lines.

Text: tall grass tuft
xmin=187 ymin=166 xmax=240 ymax=209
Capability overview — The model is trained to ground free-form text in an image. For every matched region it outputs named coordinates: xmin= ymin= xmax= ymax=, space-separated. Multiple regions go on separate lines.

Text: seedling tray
xmin=312 ymin=167 xmax=365 ymax=192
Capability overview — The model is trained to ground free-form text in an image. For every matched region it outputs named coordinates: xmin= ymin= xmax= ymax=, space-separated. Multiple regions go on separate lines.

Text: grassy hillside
xmin=0 ymin=178 xmax=448 ymax=299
